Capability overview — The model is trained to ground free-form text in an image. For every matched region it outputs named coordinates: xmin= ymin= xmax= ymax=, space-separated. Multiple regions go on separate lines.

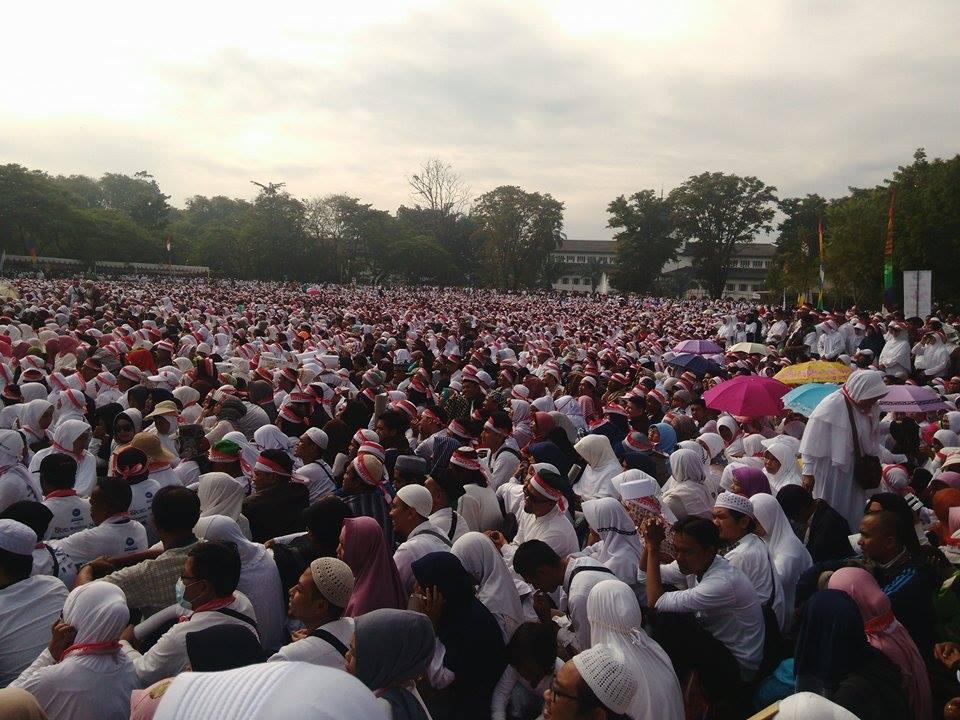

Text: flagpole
xmin=817 ymin=217 xmax=825 ymax=311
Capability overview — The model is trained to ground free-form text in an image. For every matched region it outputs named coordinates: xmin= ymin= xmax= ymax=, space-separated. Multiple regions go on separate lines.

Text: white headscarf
xmin=555 ymin=395 xmax=587 ymax=432
xmin=751 ymin=493 xmax=812 ymax=617
xmin=17 ymin=399 xmax=52 ymax=445
xmin=20 ymin=382 xmax=49 ymax=403
xmin=0 ymin=429 xmax=25 ymax=470
xmin=776 ymin=692 xmax=859 ymax=720
xmin=253 ymin=425 xmax=294 ymax=456
xmin=451 ymin=531 xmax=524 ymax=642
xmin=572 ymin=435 xmax=620 ymax=500
xmin=581 ymin=498 xmax=643 ymax=585
xmin=548 ymin=411 xmax=578 ymax=444
xmin=197 ymin=472 xmax=247 ymax=522
xmin=660 ymin=448 xmax=713 ymax=520
xmin=509 ymin=399 xmax=534 ymax=448
xmin=63 ymin=580 xmax=130 ymax=649
xmin=153 ymin=662 xmax=382 ymax=720
xmin=587 ymin=578 xmax=685 ymax=720
xmin=763 ymin=440 xmax=803 ymax=494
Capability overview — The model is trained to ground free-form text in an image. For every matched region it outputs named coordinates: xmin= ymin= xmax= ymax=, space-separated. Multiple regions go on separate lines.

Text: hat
xmin=303 ymin=427 xmax=328 ymax=450
xmin=619 ymin=477 xmax=658 ymax=501
xmin=396 ymin=483 xmax=433 ymax=518
xmin=623 ymin=431 xmax=653 ymax=453
xmin=394 ymin=455 xmax=428 ymax=478
xmin=210 ymin=439 xmax=241 ymax=462
xmin=603 ymin=403 xmax=628 ymax=417
xmin=144 ymin=400 xmax=179 ymax=419
xmin=0 ymin=519 xmax=37 ymax=556
xmin=130 ymin=432 xmax=177 ymax=464
xmin=309 ymin=557 xmax=354 ymax=609
xmin=450 ymin=446 xmax=481 ymax=471
xmin=714 ymin=491 xmax=755 ymax=518
xmin=572 ymin=644 xmax=639 ymax=715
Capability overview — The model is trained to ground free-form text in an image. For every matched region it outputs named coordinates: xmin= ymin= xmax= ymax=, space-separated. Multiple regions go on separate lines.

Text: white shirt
xmin=561 ymin=556 xmax=614 ymax=651
xmin=502 ymin=505 xmax=579 ymax=566
xmin=393 ymin=520 xmax=452 ymax=594
xmin=49 ymin=515 xmax=149 ymax=566
xmin=129 ymin=479 xmax=161 ymax=532
xmin=428 ymin=507 xmax=469 ymax=544
xmin=724 ymin=533 xmax=785 ymax=630
xmin=121 ymin=592 xmax=259 ymax=686
xmin=294 ymin=461 xmax=336 ymax=504
xmin=42 ymin=494 xmax=93 ymax=539
xmin=32 ymin=543 xmax=77 ymax=587
xmin=267 ymin=617 xmax=355 ymax=669
xmin=657 ymin=555 xmax=764 ymax=674
xmin=0 ymin=575 xmax=68 ymax=687
xmin=29 ymin=450 xmax=97 ymax=498
xmin=486 ymin=440 xmax=521 ymax=491
xmin=0 ymin=467 xmax=42 ymax=513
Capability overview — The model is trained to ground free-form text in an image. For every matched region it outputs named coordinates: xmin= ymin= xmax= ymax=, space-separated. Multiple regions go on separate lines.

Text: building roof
xmin=554 ymin=239 xmax=776 ymax=257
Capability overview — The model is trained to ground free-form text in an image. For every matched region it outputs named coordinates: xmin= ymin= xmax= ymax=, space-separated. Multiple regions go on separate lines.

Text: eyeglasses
xmin=548 ymin=680 xmax=581 ymax=705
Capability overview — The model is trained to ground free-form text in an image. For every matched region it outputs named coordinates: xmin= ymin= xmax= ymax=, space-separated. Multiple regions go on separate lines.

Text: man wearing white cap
xmin=268 ymin=557 xmax=355 ymax=669
xmin=292 ymin=428 xmax=336 ymax=503
xmin=544 ymin=644 xmax=639 ymax=720
xmin=713 ymin=492 xmax=785 ymax=630
xmin=0 ymin=519 xmax=69 ymax=686
xmin=389 ymin=483 xmax=452 ymax=594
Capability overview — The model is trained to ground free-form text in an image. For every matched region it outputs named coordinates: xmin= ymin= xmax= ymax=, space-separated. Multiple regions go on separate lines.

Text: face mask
xmin=175 ymin=578 xmax=197 ymax=609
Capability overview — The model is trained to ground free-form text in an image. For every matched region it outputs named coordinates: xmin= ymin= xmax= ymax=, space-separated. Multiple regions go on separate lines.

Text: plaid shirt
xmin=103 ymin=542 xmax=197 ymax=618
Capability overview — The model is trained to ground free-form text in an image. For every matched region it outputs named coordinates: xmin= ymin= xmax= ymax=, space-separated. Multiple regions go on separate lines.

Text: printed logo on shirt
xmin=146 ymin=492 xmax=153 ymax=499
xmin=72 ymin=509 xmax=81 ymax=517
xmin=126 ymin=537 xmax=134 ymax=547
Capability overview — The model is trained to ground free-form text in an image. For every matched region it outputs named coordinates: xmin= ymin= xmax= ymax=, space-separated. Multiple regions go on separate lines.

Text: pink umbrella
xmin=703 ymin=375 xmax=790 ymax=417
xmin=877 ymin=385 xmax=951 ymax=413
xmin=672 ymin=339 xmax=723 ymax=355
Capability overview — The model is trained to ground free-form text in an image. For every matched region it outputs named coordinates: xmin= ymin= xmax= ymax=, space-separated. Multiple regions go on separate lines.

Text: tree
xmin=384 ymin=235 xmax=455 ymax=283
xmin=768 ymin=194 xmax=827 ymax=299
xmin=241 ymin=182 xmax=310 ymax=280
xmin=823 ymin=187 xmax=888 ymax=306
xmin=670 ymin=172 xmax=777 ymax=298
xmin=98 ymin=171 xmax=171 ymax=235
xmin=407 ymin=158 xmax=470 ymax=214
xmin=395 ymin=205 xmax=479 ymax=283
xmin=470 ymin=186 xmax=565 ymax=289
xmin=607 ymin=189 xmax=679 ymax=293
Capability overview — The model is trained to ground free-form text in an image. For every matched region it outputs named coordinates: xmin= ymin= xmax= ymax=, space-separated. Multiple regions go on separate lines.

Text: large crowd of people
xmin=0 ymin=276 xmax=959 ymax=720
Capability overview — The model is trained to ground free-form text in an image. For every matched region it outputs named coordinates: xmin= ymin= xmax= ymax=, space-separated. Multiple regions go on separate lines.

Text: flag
xmin=883 ymin=186 xmax=896 ymax=311
xmin=817 ymin=217 xmax=825 ymax=311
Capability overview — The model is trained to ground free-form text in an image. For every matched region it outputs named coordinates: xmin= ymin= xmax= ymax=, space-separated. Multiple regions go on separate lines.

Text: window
xmin=739 ymin=283 xmax=748 ymax=291
xmin=753 ymin=260 xmax=764 ymax=268
xmin=560 ymin=277 xmax=569 ymax=284
xmin=572 ymin=277 xmax=580 ymax=285
xmin=725 ymin=284 xmax=734 ymax=291
xmin=600 ymin=256 xmax=608 ymax=263
xmin=577 ymin=256 xmax=586 ymax=263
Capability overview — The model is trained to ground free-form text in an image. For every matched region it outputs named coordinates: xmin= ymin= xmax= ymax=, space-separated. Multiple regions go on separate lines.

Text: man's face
xmin=180 ymin=557 xmax=211 ymax=609
xmin=522 ymin=478 xmax=553 ymax=516
xmin=252 ymin=468 xmax=278 ymax=492
xmin=462 ymin=381 xmax=480 ymax=400
xmin=672 ymin=532 xmax=714 ymax=576
xmin=858 ymin=513 xmax=898 ymax=563
xmin=374 ymin=419 xmax=394 ymax=441
xmin=288 ymin=568 xmax=321 ymax=621
xmin=712 ymin=507 xmax=749 ymax=543
xmin=479 ymin=426 xmax=500 ymax=449
xmin=542 ymin=661 xmax=589 ymax=720
xmin=388 ymin=497 xmax=419 ymax=537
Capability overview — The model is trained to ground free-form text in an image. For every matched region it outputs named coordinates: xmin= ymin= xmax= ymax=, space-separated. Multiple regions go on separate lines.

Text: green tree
xmin=395 ymin=206 xmax=479 ymax=283
xmin=98 ymin=171 xmax=171 ymax=235
xmin=768 ymin=194 xmax=827 ymax=298
xmin=241 ymin=182 xmax=310 ymax=280
xmin=384 ymin=235 xmax=455 ymax=283
xmin=470 ymin=186 xmax=565 ymax=289
xmin=823 ymin=187 xmax=888 ymax=306
xmin=670 ymin=172 xmax=778 ymax=298
xmin=607 ymin=189 xmax=678 ymax=293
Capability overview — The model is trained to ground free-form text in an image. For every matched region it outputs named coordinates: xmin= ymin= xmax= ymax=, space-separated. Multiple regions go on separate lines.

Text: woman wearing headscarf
xmin=800 ymin=370 xmax=905 ymax=529
xmin=88 ymin=402 xmax=123 ymax=476
xmin=577 ymin=498 xmax=643 ymax=586
xmin=106 ymin=409 xmax=140 ymax=476
xmin=349 ymin=608 xmax=436 ymax=720
xmin=763 ymin=440 xmax=803 ymax=495
xmin=928 ymin=428 xmax=960 ymax=474
xmin=717 ymin=415 xmax=744 ymax=460
xmin=195 ymin=514 xmax=285 ymax=654
xmin=793 ymin=590 xmax=910 ymax=720
xmin=509 ymin=399 xmax=534 ymax=450
xmin=172 ymin=386 xmax=202 ymax=425
xmin=572 ymin=434 xmax=620 ymax=500
xmin=451 ymin=532 xmax=525 ymax=642
xmin=339 ymin=516 xmax=407 ymax=617
xmin=827 ymin=567 xmax=930 ymax=720
xmin=752 ymin=493 xmax=812 ymax=622
xmin=648 ymin=420 xmax=678 ymax=460
xmin=730 ymin=465 xmax=772 ymax=498
xmin=547 ymin=410 xmax=578 ymax=446
xmin=411 ymin=552 xmax=507 ymax=720
xmin=660 ymin=448 xmax=713 ymax=520
xmin=17 ymin=399 xmax=53 ymax=454
xmin=197 ymin=472 xmax=251 ymax=538
xmin=173 ymin=424 xmax=210 ymax=487
xmin=254 ymin=424 xmax=297 ymax=462
xmin=587 ymin=578 xmax=685 ymax=720
xmin=0 ymin=430 xmax=41 ymax=511
xmin=10 ymin=581 xmax=136 ymax=720
xmin=554 ymin=395 xmax=587 ymax=435
xmin=51 ymin=388 xmax=88 ymax=429
xmin=28 ymin=420 xmax=96 ymax=497
xmin=932 ymin=487 xmax=960 ymax=543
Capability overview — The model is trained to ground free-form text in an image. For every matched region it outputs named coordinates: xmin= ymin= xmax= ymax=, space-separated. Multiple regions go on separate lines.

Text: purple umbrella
xmin=672 ymin=339 xmax=723 ymax=355
xmin=703 ymin=375 xmax=790 ymax=417
xmin=877 ymin=385 xmax=951 ymax=413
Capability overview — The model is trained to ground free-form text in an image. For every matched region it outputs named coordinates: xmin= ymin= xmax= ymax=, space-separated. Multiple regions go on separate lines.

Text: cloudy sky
xmin=2 ymin=0 xmax=958 ymax=238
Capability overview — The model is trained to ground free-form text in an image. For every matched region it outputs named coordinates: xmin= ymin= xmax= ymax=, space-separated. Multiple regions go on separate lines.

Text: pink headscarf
xmin=939 ymin=471 xmax=960 ymax=491
xmin=731 ymin=465 xmax=771 ymax=497
xmin=827 ymin=567 xmax=930 ymax=720
xmin=340 ymin=516 xmax=406 ymax=617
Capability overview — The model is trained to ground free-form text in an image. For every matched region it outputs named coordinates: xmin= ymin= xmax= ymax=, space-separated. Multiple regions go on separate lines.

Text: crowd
xmin=0 ymin=277 xmax=959 ymax=720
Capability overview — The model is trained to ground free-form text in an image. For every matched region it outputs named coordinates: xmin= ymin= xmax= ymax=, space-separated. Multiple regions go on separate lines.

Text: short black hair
xmin=488 ymin=410 xmax=512 ymax=435
xmin=38 ymin=453 xmax=78 ymax=490
xmin=259 ymin=448 xmax=293 ymax=475
xmin=377 ymin=409 xmax=409 ymax=435
xmin=0 ymin=501 xmax=54 ymax=540
xmin=422 ymin=404 xmax=449 ymax=425
xmin=776 ymin=484 xmax=814 ymax=519
xmin=151 ymin=486 xmax=201 ymax=533
xmin=725 ymin=508 xmax=757 ymax=533
xmin=672 ymin=516 xmax=721 ymax=550
xmin=97 ymin=477 xmax=133 ymax=515
xmin=189 ymin=541 xmax=241 ymax=596
xmin=430 ymin=468 xmax=466 ymax=505
xmin=512 ymin=539 xmax=561 ymax=578
xmin=0 ymin=547 xmax=33 ymax=584
xmin=506 ymin=621 xmax=557 ymax=673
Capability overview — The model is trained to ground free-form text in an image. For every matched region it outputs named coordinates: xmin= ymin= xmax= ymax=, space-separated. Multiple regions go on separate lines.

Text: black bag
xmin=844 ymin=395 xmax=881 ymax=490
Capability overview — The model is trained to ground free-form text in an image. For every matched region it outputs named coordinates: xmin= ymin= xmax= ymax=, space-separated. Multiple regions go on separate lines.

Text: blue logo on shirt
xmin=71 ymin=509 xmax=81 ymax=517
xmin=146 ymin=492 xmax=153 ymax=499
xmin=126 ymin=537 xmax=134 ymax=546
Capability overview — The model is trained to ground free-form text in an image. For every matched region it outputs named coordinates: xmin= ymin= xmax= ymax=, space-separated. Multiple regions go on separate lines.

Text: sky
xmin=2 ymin=0 xmax=958 ymax=239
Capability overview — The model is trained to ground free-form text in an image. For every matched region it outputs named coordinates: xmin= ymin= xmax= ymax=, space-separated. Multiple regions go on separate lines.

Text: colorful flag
xmin=817 ymin=217 xmax=825 ymax=311
xmin=883 ymin=186 xmax=896 ymax=311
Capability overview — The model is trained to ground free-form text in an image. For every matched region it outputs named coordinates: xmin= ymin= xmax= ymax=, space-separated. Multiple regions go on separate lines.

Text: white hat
xmin=619 ymin=477 xmax=658 ymax=501
xmin=571 ymin=644 xmax=639 ymax=715
xmin=714 ymin=491 xmax=755 ymax=519
xmin=0 ymin=519 xmax=37 ymax=556
xmin=304 ymin=427 xmax=328 ymax=450
xmin=396 ymin=483 xmax=433 ymax=518
xmin=309 ymin=557 xmax=354 ymax=608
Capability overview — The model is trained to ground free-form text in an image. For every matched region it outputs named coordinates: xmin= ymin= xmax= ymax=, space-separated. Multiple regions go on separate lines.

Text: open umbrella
xmin=703 ymin=375 xmax=790 ymax=416
xmin=666 ymin=353 xmax=724 ymax=378
xmin=782 ymin=383 xmax=840 ymax=417
xmin=672 ymin=339 xmax=723 ymax=355
xmin=728 ymin=342 xmax=770 ymax=356
xmin=774 ymin=360 xmax=851 ymax=386
xmin=877 ymin=385 xmax=951 ymax=413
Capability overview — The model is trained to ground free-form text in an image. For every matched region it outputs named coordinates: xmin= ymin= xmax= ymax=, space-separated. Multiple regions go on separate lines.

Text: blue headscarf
xmin=651 ymin=422 xmax=677 ymax=455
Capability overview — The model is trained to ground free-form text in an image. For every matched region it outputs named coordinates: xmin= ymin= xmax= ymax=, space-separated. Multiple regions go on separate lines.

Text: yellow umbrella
xmin=728 ymin=342 xmax=770 ymax=356
xmin=774 ymin=360 xmax=852 ymax=386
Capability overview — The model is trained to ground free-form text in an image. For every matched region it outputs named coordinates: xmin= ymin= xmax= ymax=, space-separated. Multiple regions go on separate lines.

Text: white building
xmin=551 ymin=239 xmax=776 ymax=300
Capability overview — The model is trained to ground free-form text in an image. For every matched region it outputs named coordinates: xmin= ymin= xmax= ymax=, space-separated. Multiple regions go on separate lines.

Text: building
xmin=550 ymin=239 xmax=776 ymax=300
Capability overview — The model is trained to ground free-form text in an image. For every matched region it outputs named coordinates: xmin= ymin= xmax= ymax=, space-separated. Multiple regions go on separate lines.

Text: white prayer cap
xmin=304 ymin=427 xmax=329 ymax=450
xmin=154 ymin=662 xmax=381 ymax=720
xmin=571 ymin=644 xmax=639 ymax=715
xmin=309 ymin=557 xmax=354 ymax=608
xmin=0 ymin=519 xmax=37 ymax=556
xmin=619 ymin=477 xmax=658 ymax=501
xmin=715 ymin=491 xmax=755 ymax=519
xmin=530 ymin=462 xmax=559 ymax=477
xmin=396 ymin=484 xmax=433 ymax=518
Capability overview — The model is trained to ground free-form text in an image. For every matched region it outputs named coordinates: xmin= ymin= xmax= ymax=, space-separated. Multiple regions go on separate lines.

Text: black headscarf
xmin=794 ymin=589 xmax=874 ymax=692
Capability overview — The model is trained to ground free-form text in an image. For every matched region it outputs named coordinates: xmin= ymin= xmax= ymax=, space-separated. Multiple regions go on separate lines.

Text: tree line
xmin=1 ymin=150 xmax=957 ymax=303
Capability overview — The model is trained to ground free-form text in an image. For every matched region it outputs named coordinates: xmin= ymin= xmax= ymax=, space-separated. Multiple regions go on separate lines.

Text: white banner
xmin=903 ymin=270 xmax=932 ymax=318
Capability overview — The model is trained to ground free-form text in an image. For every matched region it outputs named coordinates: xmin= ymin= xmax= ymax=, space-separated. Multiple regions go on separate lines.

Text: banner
xmin=903 ymin=270 xmax=932 ymax=318
xmin=883 ymin=187 xmax=896 ymax=310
